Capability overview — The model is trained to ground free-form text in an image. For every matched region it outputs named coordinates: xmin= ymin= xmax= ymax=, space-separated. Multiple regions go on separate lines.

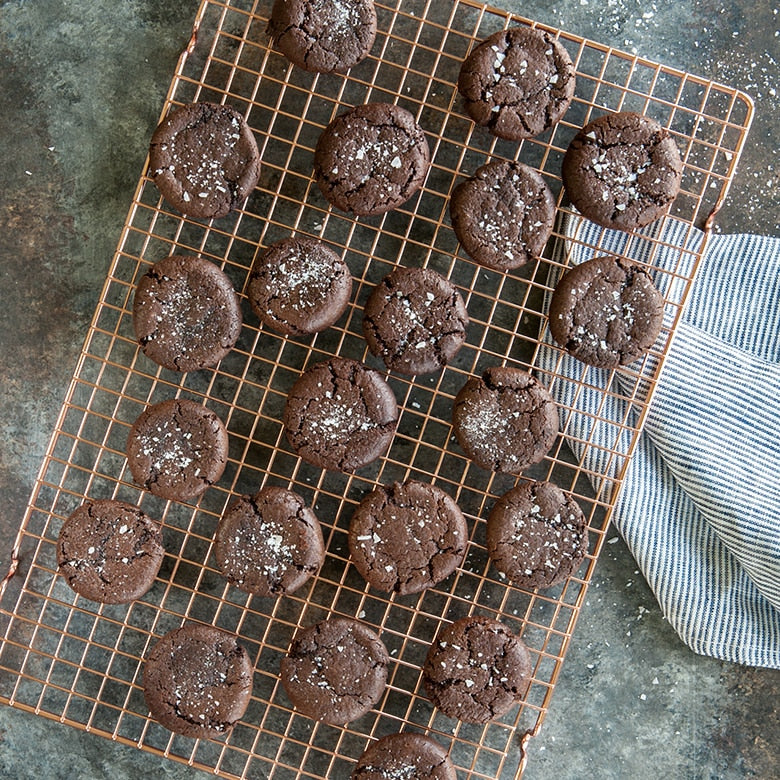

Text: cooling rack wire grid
xmin=0 ymin=1 xmax=752 ymax=778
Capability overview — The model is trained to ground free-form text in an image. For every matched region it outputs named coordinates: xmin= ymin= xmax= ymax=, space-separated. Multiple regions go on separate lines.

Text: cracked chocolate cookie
xmin=450 ymin=160 xmax=555 ymax=271
xmin=280 ymin=617 xmax=389 ymax=724
xmin=247 ymin=236 xmax=352 ymax=336
xmin=268 ymin=0 xmax=377 ymax=74
xmin=487 ymin=481 xmax=588 ymax=589
xmin=215 ymin=486 xmax=325 ymax=597
xmin=562 ymin=111 xmax=683 ymax=230
xmin=314 ymin=102 xmax=430 ymax=216
xmin=126 ymin=398 xmax=229 ymax=501
xmin=143 ymin=623 xmax=253 ymax=739
xmin=458 ymin=26 xmax=575 ymax=141
xmin=352 ymin=732 xmax=457 ymax=780
xmin=452 ymin=366 xmax=559 ymax=474
xmin=149 ymin=101 xmax=261 ymax=220
xmin=133 ymin=254 xmax=242 ymax=372
xmin=57 ymin=499 xmax=165 ymax=604
xmin=422 ymin=615 xmax=532 ymax=723
xmin=348 ymin=479 xmax=468 ymax=596
xmin=548 ymin=255 xmax=665 ymax=367
xmin=283 ymin=357 xmax=398 ymax=472
xmin=362 ymin=266 xmax=468 ymax=376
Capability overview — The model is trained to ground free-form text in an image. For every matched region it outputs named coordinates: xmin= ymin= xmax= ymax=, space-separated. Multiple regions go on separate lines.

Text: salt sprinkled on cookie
xmin=348 ymin=479 xmax=467 ymax=595
xmin=268 ymin=0 xmax=377 ymax=74
xmin=280 ymin=617 xmax=389 ymax=724
xmin=247 ymin=236 xmax=352 ymax=335
xmin=451 ymin=159 xmax=555 ymax=271
xmin=149 ymin=102 xmax=260 ymax=220
xmin=458 ymin=26 xmax=575 ymax=140
xmin=548 ymin=255 xmax=665 ymax=367
xmin=452 ymin=366 xmax=559 ymax=474
xmin=487 ymin=480 xmax=588 ymax=589
xmin=133 ymin=254 xmax=242 ymax=372
xmin=362 ymin=266 xmax=468 ymax=375
xmin=562 ymin=111 xmax=683 ymax=231
xmin=126 ymin=399 xmax=229 ymax=501
xmin=57 ymin=499 xmax=165 ymax=604
xmin=314 ymin=102 xmax=430 ymax=216
xmin=215 ymin=486 xmax=324 ymax=597
xmin=283 ymin=357 xmax=398 ymax=472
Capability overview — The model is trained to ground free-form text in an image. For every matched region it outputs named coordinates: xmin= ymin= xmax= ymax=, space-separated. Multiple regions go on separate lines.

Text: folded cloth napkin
xmin=538 ymin=214 xmax=780 ymax=669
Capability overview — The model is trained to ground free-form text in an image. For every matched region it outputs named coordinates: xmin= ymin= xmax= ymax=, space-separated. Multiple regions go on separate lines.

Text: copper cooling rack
xmin=0 ymin=1 xmax=753 ymax=777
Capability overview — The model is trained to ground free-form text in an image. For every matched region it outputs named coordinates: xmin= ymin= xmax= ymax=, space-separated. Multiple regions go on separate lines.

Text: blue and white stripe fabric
xmin=539 ymin=214 xmax=780 ymax=668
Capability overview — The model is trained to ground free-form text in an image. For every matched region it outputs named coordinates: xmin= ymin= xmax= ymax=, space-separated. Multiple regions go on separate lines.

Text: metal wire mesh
xmin=0 ymin=0 xmax=752 ymax=777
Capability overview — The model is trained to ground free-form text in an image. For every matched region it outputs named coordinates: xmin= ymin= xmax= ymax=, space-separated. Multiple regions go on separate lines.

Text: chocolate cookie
xmin=487 ymin=481 xmax=588 ymax=589
xmin=450 ymin=160 xmax=556 ymax=271
xmin=143 ymin=623 xmax=253 ymax=739
xmin=352 ymin=732 xmax=457 ymax=780
xmin=57 ymin=499 xmax=164 ymax=604
xmin=268 ymin=0 xmax=377 ymax=74
xmin=452 ymin=367 xmax=559 ymax=474
xmin=458 ymin=26 xmax=575 ymax=141
xmin=126 ymin=398 xmax=229 ymax=501
xmin=548 ymin=255 xmax=665 ymax=367
xmin=215 ymin=486 xmax=325 ymax=597
xmin=133 ymin=254 xmax=242 ymax=372
xmin=283 ymin=357 xmax=398 ymax=472
xmin=247 ymin=236 xmax=352 ymax=336
xmin=148 ymin=101 xmax=261 ymax=220
xmin=422 ymin=615 xmax=532 ymax=723
xmin=362 ymin=266 xmax=469 ymax=376
xmin=561 ymin=111 xmax=684 ymax=230
xmin=348 ymin=480 xmax=467 ymax=596
xmin=280 ymin=617 xmax=389 ymax=724
xmin=314 ymin=102 xmax=430 ymax=216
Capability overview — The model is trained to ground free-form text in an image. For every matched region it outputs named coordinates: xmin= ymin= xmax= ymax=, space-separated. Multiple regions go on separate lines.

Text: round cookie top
xmin=422 ymin=615 xmax=532 ymax=723
xmin=247 ymin=236 xmax=352 ymax=336
xmin=351 ymin=732 xmax=458 ymax=780
xmin=268 ymin=0 xmax=377 ymax=74
xmin=57 ymin=499 xmax=164 ymax=604
xmin=314 ymin=102 xmax=431 ymax=216
xmin=148 ymin=101 xmax=261 ymax=220
xmin=143 ymin=623 xmax=253 ymax=739
xmin=348 ymin=480 xmax=468 ymax=596
xmin=126 ymin=398 xmax=229 ymax=501
xmin=450 ymin=160 xmax=556 ymax=271
xmin=548 ymin=255 xmax=665 ymax=367
xmin=561 ymin=111 xmax=683 ymax=230
xmin=458 ymin=26 xmax=575 ymax=141
xmin=487 ymin=481 xmax=588 ymax=589
xmin=283 ymin=357 xmax=399 ymax=472
xmin=452 ymin=367 xmax=559 ymax=474
xmin=133 ymin=254 xmax=242 ymax=372
xmin=215 ymin=486 xmax=325 ymax=597
xmin=362 ymin=266 xmax=469 ymax=376
xmin=280 ymin=617 xmax=389 ymax=724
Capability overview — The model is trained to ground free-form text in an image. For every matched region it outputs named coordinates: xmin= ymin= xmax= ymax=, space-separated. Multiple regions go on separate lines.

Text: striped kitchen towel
xmin=538 ymin=214 xmax=780 ymax=668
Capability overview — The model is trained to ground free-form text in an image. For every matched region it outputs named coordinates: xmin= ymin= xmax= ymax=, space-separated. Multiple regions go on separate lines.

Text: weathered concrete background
xmin=1 ymin=1 xmax=777 ymax=777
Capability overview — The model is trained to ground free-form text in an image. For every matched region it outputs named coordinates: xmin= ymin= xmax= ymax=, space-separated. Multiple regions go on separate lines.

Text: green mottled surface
xmin=1 ymin=1 xmax=777 ymax=778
